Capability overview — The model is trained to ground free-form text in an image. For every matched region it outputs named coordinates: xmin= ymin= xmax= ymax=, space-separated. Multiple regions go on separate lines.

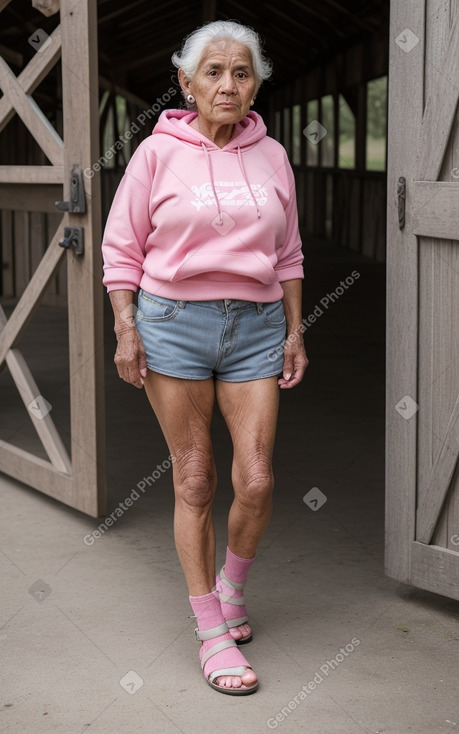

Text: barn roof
xmin=1 ymin=0 xmax=389 ymax=106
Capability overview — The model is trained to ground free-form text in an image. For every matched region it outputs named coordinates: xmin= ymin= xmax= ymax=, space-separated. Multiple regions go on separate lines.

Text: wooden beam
xmin=60 ymin=0 xmax=106 ymax=517
xmin=410 ymin=542 xmax=459 ymax=601
xmin=0 ymin=183 xmax=62 ymax=211
xmin=0 ymin=57 xmax=64 ymax=165
xmin=416 ymin=395 xmax=459 ymax=544
xmin=0 ymin=306 xmax=72 ymax=474
xmin=416 ymin=11 xmax=459 ymax=180
xmin=0 ymin=26 xmax=62 ymax=135
xmin=0 ymin=165 xmax=64 ymax=184
xmin=0 ymin=222 xmax=64 ymax=366
xmin=0 ymin=441 xmax=74 ymax=505
xmin=412 ymin=182 xmax=459 ymax=240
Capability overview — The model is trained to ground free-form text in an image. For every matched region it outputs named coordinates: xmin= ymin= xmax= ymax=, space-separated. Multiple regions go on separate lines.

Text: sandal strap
xmin=208 ymin=666 xmax=247 ymax=684
xmin=201 ymin=639 xmax=237 ymax=668
xmin=220 ymin=566 xmax=246 ymax=591
xmin=225 ymin=615 xmax=249 ymax=628
xmin=195 ymin=622 xmax=228 ymax=642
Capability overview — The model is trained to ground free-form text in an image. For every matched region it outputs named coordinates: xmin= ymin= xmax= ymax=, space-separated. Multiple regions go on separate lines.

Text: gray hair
xmin=172 ymin=20 xmax=272 ymax=104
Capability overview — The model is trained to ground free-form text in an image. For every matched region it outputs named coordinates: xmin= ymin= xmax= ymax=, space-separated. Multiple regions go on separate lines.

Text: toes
xmin=216 ymin=670 xmax=258 ymax=690
xmin=228 ymin=624 xmax=251 ymax=640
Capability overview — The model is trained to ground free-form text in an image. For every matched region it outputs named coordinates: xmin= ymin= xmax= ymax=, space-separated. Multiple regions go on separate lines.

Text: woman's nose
xmin=219 ymin=73 xmax=237 ymax=95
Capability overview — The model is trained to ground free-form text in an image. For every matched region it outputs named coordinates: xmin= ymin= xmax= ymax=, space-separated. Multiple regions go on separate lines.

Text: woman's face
xmin=180 ymin=39 xmax=258 ymax=126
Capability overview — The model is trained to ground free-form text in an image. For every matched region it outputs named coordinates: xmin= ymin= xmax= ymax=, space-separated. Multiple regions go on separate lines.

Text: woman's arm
xmin=279 ymin=278 xmax=309 ymax=389
xmin=109 ymin=289 xmax=147 ymax=389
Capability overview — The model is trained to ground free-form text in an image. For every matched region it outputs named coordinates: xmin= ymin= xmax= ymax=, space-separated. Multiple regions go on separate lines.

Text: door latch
xmin=397 ymin=176 xmax=406 ymax=230
xmin=59 ymin=226 xmax=84 ymax=256
xmin=55 ymin=165 xmax=86 ymax=213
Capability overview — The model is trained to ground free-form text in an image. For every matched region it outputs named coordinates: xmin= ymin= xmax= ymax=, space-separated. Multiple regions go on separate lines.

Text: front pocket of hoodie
xmin=137 ymin=291 xmax=180 ymax=322
xmin=170 ymin=250 xmax=278 ymax=285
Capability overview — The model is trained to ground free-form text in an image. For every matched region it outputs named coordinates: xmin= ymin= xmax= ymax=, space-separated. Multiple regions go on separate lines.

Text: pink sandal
xmin=189 ymin=592 xmax=258 ymax=695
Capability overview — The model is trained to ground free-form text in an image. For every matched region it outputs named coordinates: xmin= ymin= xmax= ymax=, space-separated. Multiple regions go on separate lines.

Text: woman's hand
xmin=279 ymin=278 xmax=309 ymax=389
xmin=114 ymin=326 xmax=147 ymax=389
xmin=278 ymin=332 xmax=309 ymax=389
xmin=109 ymin=289 xmax=147 ymax=389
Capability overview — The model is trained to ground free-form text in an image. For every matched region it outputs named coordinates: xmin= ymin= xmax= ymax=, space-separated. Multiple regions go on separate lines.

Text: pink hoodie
xmin=102 ymin=109 xmax=303 ymax=301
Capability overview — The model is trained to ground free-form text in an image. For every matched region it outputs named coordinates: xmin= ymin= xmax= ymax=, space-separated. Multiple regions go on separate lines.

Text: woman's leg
xmin=216 ymin=376 xmax=279 ymax=554
xmin=143 ymin=371 xmax=217 ymax=595
xmin=143 ymin=370 xmax=258 ymax=691
xmin=215 ymin=376 xmax=280 ymax=638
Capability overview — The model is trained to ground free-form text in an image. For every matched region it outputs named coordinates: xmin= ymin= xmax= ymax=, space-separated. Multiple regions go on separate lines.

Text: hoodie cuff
xmin=102 ymin=267 xmax=142 ymax=293
xmin=275 ymin=264 xmax=304 ymax=282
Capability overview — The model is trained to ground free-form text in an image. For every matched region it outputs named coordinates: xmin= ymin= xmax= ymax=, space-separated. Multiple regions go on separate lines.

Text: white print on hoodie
xmin=190 ymin=181 xmax=268 ymax=210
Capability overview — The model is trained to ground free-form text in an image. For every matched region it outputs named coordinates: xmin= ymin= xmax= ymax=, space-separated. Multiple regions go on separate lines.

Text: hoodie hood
xmin=153 ymin=108 xmax=267 ymax=151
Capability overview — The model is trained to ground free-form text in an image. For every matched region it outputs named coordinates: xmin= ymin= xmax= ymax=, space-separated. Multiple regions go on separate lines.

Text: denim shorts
xmin=135 ymin=289 xmax=286 ymax=382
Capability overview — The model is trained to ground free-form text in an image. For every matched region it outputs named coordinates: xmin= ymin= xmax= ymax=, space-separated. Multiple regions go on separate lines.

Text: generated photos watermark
xmin=84 ymin=87 xmax=178 ymax=178
xmin=267 ymin=269 xmax=361 ymax=362
xmin=83 ymin=455 xmax=175 ymax=545
xmin=267 ymin=637 xmax=361 ymax=728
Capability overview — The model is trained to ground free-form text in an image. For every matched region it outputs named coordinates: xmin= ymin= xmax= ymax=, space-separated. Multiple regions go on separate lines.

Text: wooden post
xmin=60 ymin=0 xmax=106 ymax=516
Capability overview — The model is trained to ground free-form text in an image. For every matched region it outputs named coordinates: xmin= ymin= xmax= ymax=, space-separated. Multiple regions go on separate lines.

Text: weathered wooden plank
xmin=412 ymin=182 xmax=459 ymax=239
xmin=417 ymin=395 xmax=459 ymax=543
xmin=0 ymin=223 xmax=64 ymax=367
xmin=0 ymin=442 xmax=73 ymax=504
xmin=60 ymin=0 xmax=106 ymax=517
xmin=0 ymin=166 xmax=64 ymax=184
xmin=0 ymin=57 xmax=64 ymax=165
xmin=0 ymin=305 xmax=72 ymax=474
xmin=0 ymin=184 xmax=62 ymax=212
xmin=0 ymin=26 xmax=61 ymax=135
xmin=416 ymin=10 xmax=459 ymax=180
xmin=385 ymin=0 xmax=425 ymax=584
xmin=410 ymin=542 xmax=459 ymax=601
xmin=416 ymin=0 xmax=459 ymax=558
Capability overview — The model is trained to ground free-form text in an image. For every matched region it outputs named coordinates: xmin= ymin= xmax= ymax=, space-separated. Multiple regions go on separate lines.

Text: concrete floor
xmin=1 ymin=241 xmax=458 ymax=734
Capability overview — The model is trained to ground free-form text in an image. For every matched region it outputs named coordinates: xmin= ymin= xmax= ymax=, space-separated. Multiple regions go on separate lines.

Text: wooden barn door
xmin=386 ymin=0 xmax=459 ymax=598
xmin=0 ymin=0 xmax=106 ymax=517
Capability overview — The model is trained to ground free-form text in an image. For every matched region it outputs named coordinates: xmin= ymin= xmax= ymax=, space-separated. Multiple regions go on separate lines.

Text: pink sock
xmin=216 ymin=547 xmax=255 ymax=633
xmin=224 ymin=546 xmax=255 ymax=583
xmin=189 ymin=591 xmax=250 ymax=680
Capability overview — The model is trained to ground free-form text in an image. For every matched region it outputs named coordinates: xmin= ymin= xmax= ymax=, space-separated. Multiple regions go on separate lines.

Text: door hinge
xmin=397 ymin=176 xmax=406 ymax=230
xmin=59 ymin=226 xmax=84 ymax=256
xmin=55 ymin=165 xmax=86 ymax=214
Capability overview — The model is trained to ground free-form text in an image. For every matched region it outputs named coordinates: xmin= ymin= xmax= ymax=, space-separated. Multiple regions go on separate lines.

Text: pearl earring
xmin=251 ymin=99 xmax=255 ymax=105
xmin=187 ymin=94 xmax=196 ymax=104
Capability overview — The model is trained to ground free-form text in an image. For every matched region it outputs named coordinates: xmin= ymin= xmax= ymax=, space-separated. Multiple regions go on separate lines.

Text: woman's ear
xmin=178 ymin=68 xmax=191 ymax=97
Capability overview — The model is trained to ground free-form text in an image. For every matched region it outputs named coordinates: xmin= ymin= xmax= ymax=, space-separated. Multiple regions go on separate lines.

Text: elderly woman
xmin=101 ymin=19 xmax=308 ymax=695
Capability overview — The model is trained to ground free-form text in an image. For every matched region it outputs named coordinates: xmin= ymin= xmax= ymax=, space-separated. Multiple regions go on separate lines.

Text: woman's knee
xmin=174 ymin=448 xmax=216 ymax=509
xmin=234 ymin=454 xmax=274 ymax=511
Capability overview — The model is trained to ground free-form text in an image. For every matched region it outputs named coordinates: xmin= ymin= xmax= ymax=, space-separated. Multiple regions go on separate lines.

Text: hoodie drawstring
xmin=200 ymin=141 xmax=261 ymax=222
xmin=237 ymin=145 xmax=261 ymax=219
xmin=201 ymin=143 xmax=223 ymax=224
